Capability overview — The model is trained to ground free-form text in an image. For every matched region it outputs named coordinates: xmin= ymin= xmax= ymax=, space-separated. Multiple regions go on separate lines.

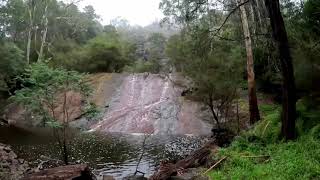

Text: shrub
xmin=0 ymin=42 xmax=25 ymax=93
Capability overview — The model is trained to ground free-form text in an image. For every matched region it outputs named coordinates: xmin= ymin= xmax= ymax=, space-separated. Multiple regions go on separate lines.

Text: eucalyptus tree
xmin=160 ymin=0 xmax=261 ymax=124
xmin=237 ymin=0 xmax=260 ymax=124
xmin=264 ymin=0 xmax=297 ymax=140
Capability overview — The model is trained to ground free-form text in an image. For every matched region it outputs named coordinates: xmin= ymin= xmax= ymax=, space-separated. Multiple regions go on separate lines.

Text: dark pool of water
xmin=0 ymin=126 xmax=208 ymax=179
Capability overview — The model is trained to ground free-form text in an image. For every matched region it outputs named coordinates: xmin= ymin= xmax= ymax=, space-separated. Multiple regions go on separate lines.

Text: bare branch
xmin=210 ymin=0 xmax=250 ymax=36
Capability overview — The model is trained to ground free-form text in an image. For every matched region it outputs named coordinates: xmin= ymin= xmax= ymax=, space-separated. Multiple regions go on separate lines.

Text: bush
xmin=123 ymin=59 xmax=161 ymax=73
xmin=11 ymin=62 xmax=92 ymax=125
xmin=51 ymin=30 xmax=135 ymax=73
xmin=0 ymin=42 xmax=25 ymax=92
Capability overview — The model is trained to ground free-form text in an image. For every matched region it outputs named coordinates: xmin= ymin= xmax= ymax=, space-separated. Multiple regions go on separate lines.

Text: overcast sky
xmin=77 ymin=0 xmax=164 ymax=26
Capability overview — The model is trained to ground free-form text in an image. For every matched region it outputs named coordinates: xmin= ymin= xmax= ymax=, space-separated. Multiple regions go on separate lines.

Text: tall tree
xmin=26 ymin=0 xmax=37 ymax=64
xmin=160 ymin=0 xmax=261 ymax=124
xmin=237 ymin=0 xmax=260 ymax=124
xmin=264 ymin=0 xmax=296 ymax=140
xmin=38 ymin=0 xmax=49 ymax=62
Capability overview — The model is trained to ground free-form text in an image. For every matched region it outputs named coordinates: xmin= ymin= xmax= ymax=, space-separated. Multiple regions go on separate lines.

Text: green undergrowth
xmin=208 ymin=101 xmax=320 ymax=180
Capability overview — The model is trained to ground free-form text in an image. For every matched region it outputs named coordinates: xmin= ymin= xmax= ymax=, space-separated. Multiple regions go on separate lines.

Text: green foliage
xmin=281 ymin=0 xmax=320 ymax=106
xmin=0 ymin=42 xmax=25 ymax=92
xmin=166 ymin=27 xmax=244 ymax=129
xmin=124 ymin=59 xmax=161 ymax=73
xmin=51 ymin=29 xmax=135 ymax=73
xmin=10 ymin=62 xmax=91 ymax=125
xmin=122 ymin=32 xmax=167 ymax=73
xmin=83 ymin=103 xmax=100 ymax=120
xmin=46 ymin=120 xmax=63 ymax=129
xmin=0 ymin=0 xmax=103 ymax=61
xmin=166 ymin=34 xmax=192 ymax=72
xmin=208 ymin=102 xmax=320 ymax=179
xmin=303 ymin=0 xmax=320 ymax=36
xmin=296 ymin=99 xmax=320 ymax=136
xmin=252 ymin=104 xmax=281 ymax=143
xmin=147 ymin=33 xmax=166 ymax=54
xmin=209 ymin=135 xmax=320 ymax=180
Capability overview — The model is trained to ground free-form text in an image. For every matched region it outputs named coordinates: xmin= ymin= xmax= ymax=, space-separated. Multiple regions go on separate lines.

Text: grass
xmin=207 ymin=102 xmax=320 ymax=180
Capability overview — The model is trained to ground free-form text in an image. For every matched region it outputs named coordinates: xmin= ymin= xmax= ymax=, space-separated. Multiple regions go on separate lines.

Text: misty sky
xmin=77 ymin=0 xmax=164 ymax=26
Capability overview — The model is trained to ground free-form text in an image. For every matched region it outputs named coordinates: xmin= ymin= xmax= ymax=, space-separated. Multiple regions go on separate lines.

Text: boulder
xmin=0 ymin=143 xmax=31 ymax=179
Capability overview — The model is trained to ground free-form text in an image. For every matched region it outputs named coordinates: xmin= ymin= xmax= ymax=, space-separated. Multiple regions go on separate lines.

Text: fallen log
xmin=150 ymin=141 xmax=219 ymax=180
xmin=22 ymin=164 xmax=93 ymax=180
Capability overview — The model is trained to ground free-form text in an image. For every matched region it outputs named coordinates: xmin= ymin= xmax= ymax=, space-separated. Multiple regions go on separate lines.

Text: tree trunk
xmin=208 ymin=94 xmax=221 ymax=130
xmin=237 ymin=98 xmax=240 ymax=134
xmin=264 ymin=0 xmax=296 ymax=140
xmin=249 ymin=2 xmax=256 ymax=36
xmin=38 ymin=1 xmax=49 ymax=62
xmin=63 ymin=137 xmax=69 ymax=165
xmin=237 ymin=0 xmax=260 ymax=124
xmin=254 ymin=0 xmax=266 ymax=33
xmin=62 ymin=89 xmax=69 ymax=165
xmin=26 ymin=8 xmax=33 ymax=64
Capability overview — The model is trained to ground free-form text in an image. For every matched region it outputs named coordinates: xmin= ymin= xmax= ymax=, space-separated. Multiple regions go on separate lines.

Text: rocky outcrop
xmin=1 ymin=73 xmax=122 ymax=129
xmin=3 ymin=90 xmax=84 ymax=128
xmin=0 ymin=143 xmax=31 ymax=179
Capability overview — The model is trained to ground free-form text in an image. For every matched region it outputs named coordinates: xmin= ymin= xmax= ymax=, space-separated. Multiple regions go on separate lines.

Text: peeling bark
xmin=26 ymin=2 xmax=36 ymax=64
xmin=237 ymin=0 xmax=261 ymax=124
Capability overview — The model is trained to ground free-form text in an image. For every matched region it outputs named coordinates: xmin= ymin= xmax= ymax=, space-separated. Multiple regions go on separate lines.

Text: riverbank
xmin=207 ymin=103 xmax=320 ymax=179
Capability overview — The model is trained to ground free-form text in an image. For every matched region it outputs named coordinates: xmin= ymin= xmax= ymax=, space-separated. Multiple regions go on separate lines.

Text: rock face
xmin=90 ymin=73 xmax=211 ymax=135
xmin=3 ymin=73 xmax=212 ymax=135
xmin=0 ymin=143 xmax=30 ymax=179
xmin=3 ymin=90 xmax=84 ymax=128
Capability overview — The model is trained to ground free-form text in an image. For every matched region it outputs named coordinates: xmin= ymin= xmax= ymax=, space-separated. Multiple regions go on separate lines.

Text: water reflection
xmin=0 ymin=126 xmax=208 ymax=179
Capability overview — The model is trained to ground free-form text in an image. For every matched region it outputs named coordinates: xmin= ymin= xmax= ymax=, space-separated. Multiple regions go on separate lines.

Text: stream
xmin=0 ymin=126 xmax=209 ymax=179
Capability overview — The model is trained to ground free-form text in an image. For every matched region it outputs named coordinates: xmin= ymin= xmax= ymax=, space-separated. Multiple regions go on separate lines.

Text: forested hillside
xmin=0 ymin=0 xmax=319 ymax=179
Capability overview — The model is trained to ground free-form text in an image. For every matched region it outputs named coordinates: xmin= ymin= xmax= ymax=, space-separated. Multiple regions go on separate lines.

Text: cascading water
xmin=89 ymin=73 xmax=211 ymax=135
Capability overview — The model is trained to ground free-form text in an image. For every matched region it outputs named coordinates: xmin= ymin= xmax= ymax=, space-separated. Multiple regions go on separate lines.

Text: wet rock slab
xmin=90 ymin=73 xmax=212 ymax=135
